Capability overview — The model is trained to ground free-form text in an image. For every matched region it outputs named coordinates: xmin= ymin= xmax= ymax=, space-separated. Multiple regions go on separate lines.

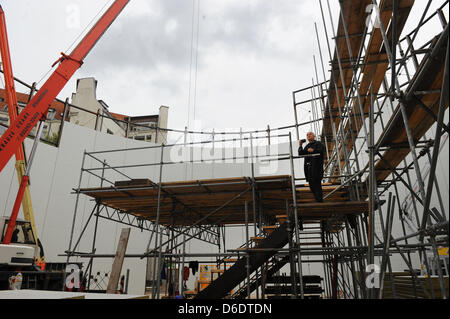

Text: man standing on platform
xmin=298 ymin=132 xmax=325 ymax=202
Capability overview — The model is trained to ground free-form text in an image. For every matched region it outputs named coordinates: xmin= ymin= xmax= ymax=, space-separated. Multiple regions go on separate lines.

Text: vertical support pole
xmin=179 ymin=229 xmax=187 ymax=299
xmin=86 ymin=160 xmax=105 ymax=291
xmin=393 ymin=182 xmax=415 ymax=298
xmin=367 ymin=86 xmax=376 ymax=299
xmin=155 ymin=228 xmax=164 ymax=298
xmin=288 ymin=132 xmax=304 ymax=298
xmin=125 ymin=117 xmax=131 ymax=138
xmin=316 ymin=8 xmax=345 ymax=178
xmin=353 ymin=216 xmax=367 ymax=299
xmin=240 ymin=127 xmax=243 ymax=148
xmin=292 ymin=92 xmax=300 ymax=141
xmin=87 ymin=202 xmax=100 ymax=291
xmin=334 ymin=0 xmax=369 ymax=174
xmin=321 ymin=224 xmax=332 ymax=299
xmin=57 ymin=98 xmax=70 ymax=146
xmin=379 ymin=193 xmax=395 ymax=299
xmin=373 ymin=0 xmax=428 ymax=207
xmin=151 ymin=143 xmax=165 ymax=299
xmin=419 ymin=43 xmax=449 ymax=236
xmin=321 ymin=0 xmax=354 ymax=178
xmin=424 ymin=134 xmax=447 ymax=219
xmin=244 ymin=201 xmax=251 ymax=299
xmin=64 ymin=151 xmax=87 ymax=290
xmin=345 ymin=219 xmax=359 ymax=299
xmin=249 ymin=133 xmax=260 ymax=299
xmin=285 ymin=199 xmax=298 ymax=299
xmin=313 ymin=57 xmax=330 ymax=164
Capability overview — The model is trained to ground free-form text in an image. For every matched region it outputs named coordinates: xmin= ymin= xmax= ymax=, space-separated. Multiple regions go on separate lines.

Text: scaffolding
xmin=57 ymin=0 xmax=449 ymax=299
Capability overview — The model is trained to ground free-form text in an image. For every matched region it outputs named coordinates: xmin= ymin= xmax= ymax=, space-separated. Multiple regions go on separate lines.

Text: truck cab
xmin=0 ymin=217 xmax=37 ymax=269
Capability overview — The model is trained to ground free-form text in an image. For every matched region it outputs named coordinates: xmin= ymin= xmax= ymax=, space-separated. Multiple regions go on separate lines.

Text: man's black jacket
xmin=298 ymin=140 xmax=324 ymax=181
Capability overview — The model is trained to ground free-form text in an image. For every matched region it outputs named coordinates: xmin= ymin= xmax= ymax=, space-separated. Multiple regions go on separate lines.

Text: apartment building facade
xmin=0 ymin=77 xmax=169 ymax=144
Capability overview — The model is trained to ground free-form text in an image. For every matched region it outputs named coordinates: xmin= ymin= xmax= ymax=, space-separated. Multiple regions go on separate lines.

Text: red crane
xmin=0 ymin=0 xmax=130 ymax=244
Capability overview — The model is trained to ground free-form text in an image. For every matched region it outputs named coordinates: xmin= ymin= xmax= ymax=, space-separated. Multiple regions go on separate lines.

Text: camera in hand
xmin=300 ymin=139 xmax=306 ymax=143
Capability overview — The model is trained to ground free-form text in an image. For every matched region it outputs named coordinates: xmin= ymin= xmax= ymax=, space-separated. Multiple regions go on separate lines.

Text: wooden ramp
xmin=323 ymin=0 xmax=373 ymax=159
xmin=336 ymin=0 xmax=415 ymax=172
xmin=374 ymin=29 xmax=449 ymax=183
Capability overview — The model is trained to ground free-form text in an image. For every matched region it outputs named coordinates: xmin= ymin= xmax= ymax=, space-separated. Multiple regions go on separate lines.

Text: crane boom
xmin=0 ymin=0 xmax=129 ymax=172
xmin=0 ymin=5 xmax=39 ymax=247
xmin=0 ymin=5 xmax=25 ymax=161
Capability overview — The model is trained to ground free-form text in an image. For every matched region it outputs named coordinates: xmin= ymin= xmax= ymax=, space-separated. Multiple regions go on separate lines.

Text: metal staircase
xmin=195 ymin=221 xmax=291 ymax=299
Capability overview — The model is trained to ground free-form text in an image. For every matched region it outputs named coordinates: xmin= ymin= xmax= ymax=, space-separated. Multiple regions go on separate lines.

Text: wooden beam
xmin=106 ymin=228 xmax=131 ymax=294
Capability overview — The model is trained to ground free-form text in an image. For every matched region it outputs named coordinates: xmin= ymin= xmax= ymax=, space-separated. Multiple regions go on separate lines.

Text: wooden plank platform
xmin=334 ymin=0 xmax=415 ymax=174
xmin=223 ymin=258 xmax=237 ymax=263
xmin=79 ymin=175 xmax=366 ymax=227
xmin=263 ymin=225 xmax=278 ymax=235
xmin=250 ymin=236 xmax=265 ymax=243
xmin=318 ymin=0 xmax=446 ymax=189
xmin=322 ymin=0 xmax=373 ymax=161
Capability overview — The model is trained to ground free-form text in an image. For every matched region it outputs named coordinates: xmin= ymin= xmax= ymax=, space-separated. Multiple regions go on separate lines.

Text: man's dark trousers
xmin=308 ymin=178 xmax=323 ymax=202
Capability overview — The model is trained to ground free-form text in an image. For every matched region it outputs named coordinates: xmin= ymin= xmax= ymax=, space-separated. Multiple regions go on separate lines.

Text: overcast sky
xmin=1 ymin=0 xmax=446 ymax=138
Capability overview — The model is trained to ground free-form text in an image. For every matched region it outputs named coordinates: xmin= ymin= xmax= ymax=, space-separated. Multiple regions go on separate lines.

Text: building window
xmin=47 ymin=108 xmax=56 ymax=120
xmin=0 ymin=117 xmax=8 ymax=122
xmin=135 ymin=135 xmax=145 ymax=141
xmin=132 ymin=121 xmax=157 ymax=132
xmin=107 ymin=129 xmax=114 ymax=135
xmin=146 ymin=135 xmax=152 ymax=141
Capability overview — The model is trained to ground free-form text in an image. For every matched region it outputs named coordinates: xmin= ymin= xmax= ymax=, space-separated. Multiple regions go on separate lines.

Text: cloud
xmin=81 ymin=0 xmax=318 ymax=76
xmin=4 ymin=0 xmax=336 ymax=133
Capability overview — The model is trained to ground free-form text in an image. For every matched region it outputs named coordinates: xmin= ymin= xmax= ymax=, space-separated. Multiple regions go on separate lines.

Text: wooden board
xmin=322 ymin=0 xmax=415 ymax=172
xmin=106 ymin=228 xmax=131 ymax=294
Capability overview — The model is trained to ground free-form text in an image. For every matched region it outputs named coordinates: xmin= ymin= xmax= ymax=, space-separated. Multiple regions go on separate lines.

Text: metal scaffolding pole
xmin=288 ymin=132 xmax=304 ymax=298
xmin=244 ymin=201 xmax=251 ymax=299
xmin=151 ymin=144 xmax=165 ymax=299
xmin=286 ymin=200 xmax=298 ymax=299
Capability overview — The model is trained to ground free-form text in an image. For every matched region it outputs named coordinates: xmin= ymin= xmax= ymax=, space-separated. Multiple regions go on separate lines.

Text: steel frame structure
xmin=291 ymin=0 xmax=449 ymax=299
xmin=63 ymin=0 xmax=448 ymax=300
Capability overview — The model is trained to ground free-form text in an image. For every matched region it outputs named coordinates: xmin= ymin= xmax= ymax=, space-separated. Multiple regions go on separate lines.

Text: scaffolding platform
xmin=79 ymin=175 xmax=367 ymax=226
